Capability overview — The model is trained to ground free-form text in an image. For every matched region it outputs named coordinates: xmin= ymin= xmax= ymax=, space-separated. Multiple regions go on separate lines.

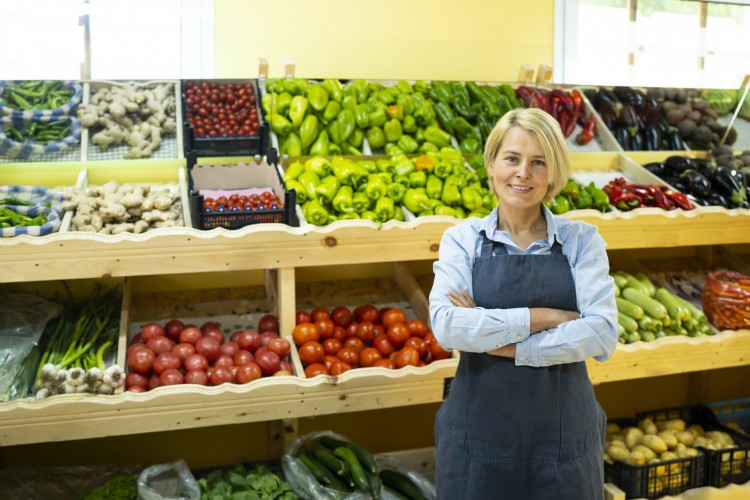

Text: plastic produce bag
xmin=702 ymin=270 xmax=750 ymax=330
xmin=0 ymin=291 xmax=60 ymax=398
xmin=137 ymin=460 xmax=200 ymax=500
xmin=375 ymin=454 xmax=436 ymax=500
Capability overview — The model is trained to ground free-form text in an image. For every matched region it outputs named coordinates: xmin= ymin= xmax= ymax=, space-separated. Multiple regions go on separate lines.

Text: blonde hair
xmin=483 ymin=108 xmax=570 ymax=203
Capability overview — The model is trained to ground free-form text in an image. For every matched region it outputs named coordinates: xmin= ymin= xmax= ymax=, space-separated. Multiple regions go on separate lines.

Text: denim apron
xmin=435 ymin=234 xmax=606 ymax=499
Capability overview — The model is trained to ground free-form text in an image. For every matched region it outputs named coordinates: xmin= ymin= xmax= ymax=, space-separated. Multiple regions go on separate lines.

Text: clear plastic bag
xmin=375 ymin=455 xmax=436 ymax=500
xmin=137 ymin=460 xmax=199 ymax=500
xmin=0 ymin=291 xmax=60 ymax=398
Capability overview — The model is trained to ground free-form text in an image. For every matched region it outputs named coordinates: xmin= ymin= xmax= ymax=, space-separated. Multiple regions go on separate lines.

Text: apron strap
xmin=480 ymin=234 xmax=509 ymax=257
xmin=551 ymin=239 xmax=563 ymax=254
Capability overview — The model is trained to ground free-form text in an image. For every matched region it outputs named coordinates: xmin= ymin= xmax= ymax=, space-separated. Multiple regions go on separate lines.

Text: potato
xmin=705 ymin=430 xmax=734 ymax=448
xmin=675 ymin=443 xmax=687 ymax=453
xmin=633 ymin=444 xmax=657 ymax=461
xmin=660 ymin=451 xmax=682 ymax=473
xmin=660 ymin=419 xmax=686 ymax=432
xmin=609 ymin=434 xmax=626 ymax=446
xmin=694 ymin=436 xmax=709 ymax=448
xmin=675 ymin=431 xmax=695 ymax=447
xmin=658 ymin=430 xmax=678 ymax=449
xmin=624 ymin=427 xmax=645 ymax=449
xmin=643 ymin=434 xmax=668 ymax=454
xmin=608 ymin=444 xmax=630 ymax=462
xmin=607 ymin=422 xmax=622 ymax=434
xmin=687 ymin=424 xmax=705 ymax=437
xmin=639 ymin=418 xmax=659 ymax=435
xmin=677 ymin=447 xmax=699 ymax=458
xmin=626 ymin=450 xmax=647 ymax=465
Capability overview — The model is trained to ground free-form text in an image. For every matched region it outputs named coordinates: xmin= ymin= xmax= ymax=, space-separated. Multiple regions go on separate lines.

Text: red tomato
xmin=292 ymin=322 xmax=320 ymax=346
xmin=382 ymin=309 xmax=407 ymax=329
xmin=147 ymin=336 xmax=175 ymax=356
xmin=333 ymin=326 xmax=348 ymax=343
xmin=184 ymin=369 xmax=209 ymax=385
xmin=372 ymin=334 xmax=396 ymax=357
xmin=295 ymin=311 xmax=312 ymax=325
xmin=214 ymin=354 xmax=235 ymax=368
xmin=387 ymin=323 xmax=410 ymax=347
xmin=141 ymin=322 xmax=166 ymax=342
xmin=258 ymin=314 xmax=279 ymax=333
xmin=129 ymin=332 xmax=143 ymax=345
xmin=356 ymin=321 xmax=375 ymax=343
xmin=203 ymin=328 xmax=225 ymax=345
xmin=159 ymin=368 xmax=184 ymax=386
xmin=259 ymin=331 xmax=279 ymax=346
xmin=125 ymin=372 xmax=149 ymax=389
xmin=405 ymin=337 xmax=427 ymax=359
xmin=233 ymin=349 xmax=254 ymax=366
xmin=184 ymin=353 xmax=209 ymax=372
xmin=200 ymin=321 xmax=221 ymax=334
xmin=405 ymin=319 xmax=429 ymax=338
xmin=280 ymin=361 xmax=293 ymax=373
xmin=311 ymin=307 xmax=330 ymax=322
xmin=337 ymin=347 xmax=359 ymax=367
xmin=235 ymin=362 xmax=262 ymax=383
xmin=220 ymin=341 xmax=240 ymax=358
xmin=255 ymin=349 xmax=281 ymax=376
xmin=359 ymin=347 xmax=383 ymax=367
xmin=153 ymin=352 xmax=181 ymax=374
xmin=195 ymin=337 xmax=221 ymax=362
xmin=127 ymin=386 xmax=146 ymax=393
xmin=267 ymin=338 xmax=291 ymax=358
xmin=323 ymin=355 xmax=339 ymax=370
xmin=329 ymin=360 xmax=352 ymax=375
xmin=323 ymin=338 xmax=342 ymax=356
xmin=430 ymin=340 xmax=452 ymax=361
xmin=149 ymin=374 xmax=160 ymax=390
xmin=304 ymin=363 xmax=328 ymax=377
xmin=346 ymin=322 xmax=359 ymax=338
xmin=343 ymin=337 xmax=365 ymax=352
xmin=237 ymin=330 xmax=261 ymax=352
xmin=164 ymin=319 xmax=185 ymax=341
xmin=354 ymin=304 xmax=379 ymax=324
xmin=230 ymin=331 xmax=241 ymax=343
xmin=127 ymin=348 xmax=155 ymax=374
xmin=127 ymin=342 xmax=148 ymax=357
xmin=422 ymin=332 xmax=436 ymax=349
xmin=378 ymin=306 xmax=392 ymax=323
xmin=330 ymin=306 xmax=352 ymax=327
xmin=172 ymin=342 xmax=196 ymax=361
xmin=394 ymin=346 xmax=420 ymax=368
xmin=179 ymin=327 xmax=203 ymax=345
xmin=316 ymin=319 xmax=336 ymax=340
xmin=374 ymin=325 xmax=385 ymax=338
xmin=209 ymin=366 xmax=234 ymax=385
xmin=298 ymin=341 xmax=325 ymax=366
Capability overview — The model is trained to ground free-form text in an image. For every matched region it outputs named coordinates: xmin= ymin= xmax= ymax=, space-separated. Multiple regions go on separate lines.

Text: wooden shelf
xmin=3 ymin=208 xmax=750 ymax=284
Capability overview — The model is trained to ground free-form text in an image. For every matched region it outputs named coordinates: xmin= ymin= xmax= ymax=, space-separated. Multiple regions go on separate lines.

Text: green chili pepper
xmin=376 ymin=159 xmax=395 ymax=174
xmin=585 ymin=182 xmax=611 ymax=212
xmin=453 ymin=117 xmax=481 ymax=142
xmin=385 ymin=143 xmax=403 ymax=156
xmin=288 ymin=95 xmax=308 ymax=127
xmin=445 ymin=174 xmax=467 ymax=190
xmin=561 ymin=179 xmax=580 ymax=200
xmin=434 ymin=101 xmax=456 ymax=135
xmin=419 ymin=142 xmax=439 ymax=154
xmin=429 ymin=81 xmax=452 ymax=103
xmin=549 ymin=195 xmax=572 ymax=215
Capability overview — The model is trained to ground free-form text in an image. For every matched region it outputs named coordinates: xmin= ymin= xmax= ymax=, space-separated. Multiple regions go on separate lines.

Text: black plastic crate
xmin=637 ymin=404 xmax=750 ymax=488
xmin=604 ymin=417 xmax=705 ymax=499
xmin=187 ymin=150 xmax=298 ymax=230
xmin=182 ymin=79 xmax=268 ymax=157
xmin=706 ymin=397 xmax=750 ymax=435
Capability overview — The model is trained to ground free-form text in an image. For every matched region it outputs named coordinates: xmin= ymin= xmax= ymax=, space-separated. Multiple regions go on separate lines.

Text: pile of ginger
xmin=78 ymin=83 xmax=177 ymax=159
xmin=62 ymin=180 xmax=183 ymax=234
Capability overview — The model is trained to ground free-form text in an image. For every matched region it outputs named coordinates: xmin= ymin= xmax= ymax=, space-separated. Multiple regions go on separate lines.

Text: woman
xmin=429 ymin=108 xmax=618 ymax=499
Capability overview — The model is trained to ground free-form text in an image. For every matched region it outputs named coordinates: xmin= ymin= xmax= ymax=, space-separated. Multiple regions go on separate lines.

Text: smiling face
xmin=490 ymin=126 xmax=550 ymax=210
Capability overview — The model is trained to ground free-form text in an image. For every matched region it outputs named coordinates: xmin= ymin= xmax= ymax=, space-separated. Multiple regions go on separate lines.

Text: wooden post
xmin=268 ymin=418 xmax=298 ymax=458
xmin=392 ymin=262 xmax=431 ymax=327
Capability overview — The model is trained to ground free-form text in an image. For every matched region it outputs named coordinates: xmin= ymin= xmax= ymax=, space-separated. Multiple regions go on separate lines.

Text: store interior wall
xmin=214 ymin=0 xmax=555 ymax=81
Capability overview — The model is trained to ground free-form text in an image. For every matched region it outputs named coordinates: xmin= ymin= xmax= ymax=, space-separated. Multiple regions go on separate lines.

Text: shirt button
xmin=516 ymin=335 xmax=522 ymax=340
xmin=523 ymin=359 xmax=529 ymax=364
xmin=496 ymin=343 xmax=503 ymax=348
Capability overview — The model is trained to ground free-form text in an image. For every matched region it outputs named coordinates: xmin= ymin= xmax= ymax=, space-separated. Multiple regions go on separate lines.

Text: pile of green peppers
xmin=431 ymin=81 xmax=523 ymax=154
xmin=1 ymin=81 xmax=75 ymax=111
xmin=0 ymin=207 xmax=47 ymax=228
xmin=544 ymin=179 xmax=611 ymax=215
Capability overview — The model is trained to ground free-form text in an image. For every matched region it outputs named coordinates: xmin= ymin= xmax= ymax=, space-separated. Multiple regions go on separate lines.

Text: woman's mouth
xmin=508 ymin=185 xmax=533 ymax=193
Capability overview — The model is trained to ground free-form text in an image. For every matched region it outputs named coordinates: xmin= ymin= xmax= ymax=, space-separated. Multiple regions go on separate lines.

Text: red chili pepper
xmin=551 ymin=95 xmax=562 ymax=122
xmin=532 ymin=89 xmax=550 ymax=114
xmin=564 ymin=90 xmax=583 ymax=137
xmin=647 ymin=185 xmax=674 ymax=210
xmin=576 ymin=113 xmax=596 ymax=145
xmin=516 ymin=86 xmax=534 ymax=108
xmin=560 ymin=109 xmax=570 ymax=138
xmin=662 ymin=188 xmax=694 ymax=211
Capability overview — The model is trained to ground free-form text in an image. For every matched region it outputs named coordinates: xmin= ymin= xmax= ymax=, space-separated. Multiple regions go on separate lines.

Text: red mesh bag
xmin=702 ymin=270 xmax=750 ymax=330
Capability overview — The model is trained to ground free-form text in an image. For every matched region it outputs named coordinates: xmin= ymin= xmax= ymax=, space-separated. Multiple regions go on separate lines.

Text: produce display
xmin=183 ymin=80 xmax=261 ymax=140
xmin=291 ymin=304 xmax=451 ymax=377
xmin=201 ymin=189 xmax=284 ymax=213
xmin=515 ymin=86 xmax=596 ymax=145
xmin=702 ymin=270 xmax=750 ymax=331
xmin=544 ymin=178 xmax=611 ymax=214
xmin=61 ymin=180 xmax=184 ymax=234
xmin=602 ymin=177 xmax=694 ymax=211
xmin=197 ymin=460 xmax=297 ymax=500
xmin=125 ymin=315 xmax=292 ymax=392
xmin=642 ymin=154 xmax=749 ymax=209
xmin=613 ymin=271 xmax=711 ymax=344
xmin=78 ymin=82 xmax=177 ymax=159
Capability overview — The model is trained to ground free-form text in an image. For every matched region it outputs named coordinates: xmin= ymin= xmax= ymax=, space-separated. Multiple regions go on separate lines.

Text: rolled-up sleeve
xmin=429 ymin=225 xmax=530 ymax=353
xmin=514 ymin=224 xmax=619 ymax=367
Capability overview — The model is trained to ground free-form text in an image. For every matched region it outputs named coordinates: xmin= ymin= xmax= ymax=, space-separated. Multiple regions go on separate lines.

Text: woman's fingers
xmin=449 ymin=289 xmax=476 ymax=308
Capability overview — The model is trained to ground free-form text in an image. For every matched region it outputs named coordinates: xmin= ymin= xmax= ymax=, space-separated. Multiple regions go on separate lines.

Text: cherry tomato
xmin=316 ymin=318 xmax=336 ymax=340
xmin=333 ymin=326 xmax=348 ymax=343
xmin=201 ymin=321 xmax=221 ymax=334
xmin=184 ymin=353 xmax=209 ymax=372
xmin=179 ymin=327 xmax=202 ymax=345
xmin=195 ymin=337 xmax=221 ymax=362
xmin=356 ymin=321 xmax=375 ymax=343
xmin=430 ymin=340 xmax=452 ymax=361
xmin=255 ymin=350 xmax=282 ymax=376
xmin=203 ymin=328 xmax=225 ymax=345
xmin=295 ymin=310 xmax=312 ymax=325
xmin=147 ymin=336 xmax=175 ymax=356
xmin=323 ymin=338 xmax=343 ymax=356
xmin=343 ymin=337 xmax=365 ymax=353
xmin=346 ymin=322 xmax=359 ymax=338
xmin=164 ymin=319 xmax=185 ymax=341
xmin=214 ymin=354 xmax=235 ymax=368
xmin=329 ymin=360 xmax=352 ymax=376
xmin=219 ymin=341 xmax=240 ymax=358
xmin=172 ymin=342 xmax=196 ymax=361
xmin=323 ymin=355 xmax=339 ymax=370
xmin=311 ymin=307 xmax=330 ymax=322
xmin=184 ymin=369 xmax=209 ymax=385
xmin=258 ymin=314 xmax=279 ymax=333
xmin=159 ymin=368 xmax=184 ymax=386
xmin=233 ymin=349 xmax=254 ymax=366
xmin=209 ymin=366 xmax=234 ymax=385
xmin=405 ymin=319 xmax=429 ymax=338
xmin=235 ymin=362 xmax=262 ymax=383
xmin=126 ymin=372 xmax=148 ymax=390
xmin=127 ymin=348 xmax=155 ymax=374
xmin=237 ymin=330 xmax=261 ymax=352
xmin=153 ymin=352 xmax=181 ymax=375
xmin=372 ymin=334 xmax=396 ymax=357
xmin=373 ymin=359 xmax=396 ymax=369
xmin=354 ymin=304 xmax=379 ymax=324
xmin=267 ymin=338 xmax=291 ymax=358
xmin=405 ymin=337 xmax=427 ymax=359
xmin=337 ymin=347 xmax=359 ymax=367
xmin=141 ymin=322 xmax=165 ymax=342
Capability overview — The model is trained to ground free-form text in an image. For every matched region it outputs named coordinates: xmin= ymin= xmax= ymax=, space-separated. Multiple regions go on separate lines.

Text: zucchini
xmin=618 ymin=312 xmax=638 ymax=333
xmin=635 ymin=272 xmax=657 ymax=297
xmin=617 ymin=322 xmax=626 ymax=336
xmin=310 ymin=439 xmax=352 ymax=483
xmin=615 ymin=284 xmax=621 ymax=297
xmin=615 ymin=271 xmax=652 ymax=296
xmin=616 ymin=297 xmax=644 ymax=320
xmin=611 ymin=274 xmax=628 ymax=289
xmin=672 ymin=295 xmax=708 ymax=323
xmin=637 ymin=315 xmax=662 ymax=332
xmin=320 ymin=436 xmax=377 ymax=474
xmin=682 ymin=317 xmax=700 ymax=333
xmin=622 ymin=288 xmax=667 ymax=319
xmin=639 ymin=329 xmax=656 ymax=342
xmin=379 ymin=469 xmax=428 ymax=500
xmin=333 ymin=446 xmax=369 ymax=493
xmin=654 ymin=288 xmax=687 ymax=321
xmin=297 ymin=444 xmax=348 ymax=491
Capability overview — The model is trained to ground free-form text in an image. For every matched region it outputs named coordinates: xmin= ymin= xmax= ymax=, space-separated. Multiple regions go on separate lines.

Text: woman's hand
xmin=449 ymin=289 xmax=476 ymax=308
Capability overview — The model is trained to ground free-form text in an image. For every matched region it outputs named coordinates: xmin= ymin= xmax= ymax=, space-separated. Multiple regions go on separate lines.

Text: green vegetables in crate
xmin=1 ymin=80 xmax=76 ymax=111
xmin=543 ymin=179 xmax=611 ymax=214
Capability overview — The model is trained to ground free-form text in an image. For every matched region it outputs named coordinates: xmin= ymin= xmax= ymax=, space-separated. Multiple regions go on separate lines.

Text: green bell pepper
xmin=287 ymin=179 xmax=308 ymax=204
xmin=352 ymin=192 xmax=371 ymax=213
xmin=384 ymin=118 xmax=403 ymax=143
xmin=444 ymin=174 xmax=467 ymax=189
xmin=342 ymin=144 xmax=362 ymax=155
xmin=366 ymin=126 xmax=386 ymax=149
xmin=376 ymin=159 xmax=395 ymax=174
xmin=337 ymin=109 xmax=355 ymax=143
xmin=434 ymin=205 xmax=456 ymax=217
xmin=396 ymin=80 xmax=413 ymax=95
xmin=298 ymin=170 xmax=321 ymax=201
xmin=561 ymin=179 xmax=580 ymax=200
xmin=393 ymin=157 xmax=414 ymax=177
xmin=465 ymin=82 xmax=486 ymax=103
xmin=323 ymin=101 xmax=342 ymax=123
xmin=397 ymin=134 xmax=418 ymax=154
xmin=359 ymin=210 xmax=379 ymax=222
xmin=434 ymin=101 xmax=455 ymax=135
xmin=434 ymin=161 xmax=453 ymax=180
xmin=323 ymin=79 xmax=343 ymax=102
xmin=468 ymin=208 xmax=491 ymax=218
xmin=460 ymin=137 xmax=482 ymax=154
xmin=270 ymin=113 xmax=293 ymax=136
xmin=283 ymin=78 xmax=310 ymax=96
xmin=303 ymin=200 xmax=330 ymax=226
xmin=482 ymin=84 xmax=501 ymax=102
xmin=419 ymin=142 xmax=439 ymax=154
xmin=426 ymin=175 xmax=443 ymax=200
xmin=332 ymin=156 xmax=369 ymax=187
xmin=304 ymin=157 xmax=330 ymax=177
xmin=299 ymin=115 xmax=319 ymax=150
xmin=549 ymin=195 xmax=572 ymax=215
xmin=289 ymin=95 xmax=308 ymax=127
xmin=317 ymin=175 xmax=340 ymax=205
xmin=403 ymin=188 xmax=434 ymax=214
xmin=424 ymin=125 xmax=451 ymax=149
xmin=469 ymin=153 xmax=485 ymax=171
xmin=308 ymin=84 xmax=329 ymax=111
xmin=332 ymin=185 xmax=355 ymax=214
xmin=402 ymin=115 xmax=417 ymax=134
xmin=261 ymin=93 xmax=274 ymax=115
xmin=368 ymin=107 xmax=387 ymax=127
xmin=387 ymin=182 xmax=406 ymax=203
xmin=429 ymin=81 xmax=452 ymax=103
xmin=386 ymin=104 xmax=404 ymax=121
xmin=408 ymin=170 xmax=427 ymax=189
xmin=414 ymin=101 xmax=436 ymax=127
xmin=284 ymin=161 xmax=305 ymax=182
xmin=347 ymin=128 xmax=363 ymax=147
xmin=397 ymin=94 xmax=416 ymax=116
xmin=572 ymin=187 xmax=593 ymax=209
xmin=349 ymin=79 xmax=370 ymax=103
xmin=374 ymin=197 xmax=395 ymax=221
xmin=441 ymin=183 xmax=462 ymax=206
xmin=354 ymin=104 xmax=370 ymax=129
xmin=356 ymin=160 xmax=377 ymax=174
xmin=364 ymin=176 xmax=388 ymax=200
xmin=285 ymin=132 xmax=302 ymax=156
xmin=309 ymin=130 xmax=330 ymax=156
xmin=414 ymin=80 xmax=429 ymax=94
xmin=327 ymin=121 xmax=342 ymax=145
xmin=461 ymin=186 xmax=484 ymax=211
xmin=385 ymin=143 xmax=403 ymax=155
xmin=342 ymin=94 xmax=357 ymax=112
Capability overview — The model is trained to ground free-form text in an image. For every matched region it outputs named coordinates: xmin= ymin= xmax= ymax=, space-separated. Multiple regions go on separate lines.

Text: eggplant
xmin=614 ymin=126 xmax=631 ymax=150
xmin=644 ymin=162 xmax=667 ymax=177
xmin=613 ymin=86 xmax=644 ymax=106
xmin=664 ymin=176 xmax=691 ymax=194
xmin=667 ymin=130 xmax=684 ymax=150
xmin=641 ymin=97 xmax=661 ymax=125
xmin=683 ymin=169 xmax=712 ymax=197
xmin=664 ymin=156 xmax=693 ymax=175
xmin=618 ymin=104 xmax=640 ymax=127
xmin=644 ymin=124 xmax=661 ymax=151
xmin=711 ymin=165 xmax=747 ymax=206
xmin=687 ymin=194 xmax=711 ymax=207
xmin=707 ymin=191 xmax=730 ymax=208
xmin=630 ymin=128 xmax=644 ymax=150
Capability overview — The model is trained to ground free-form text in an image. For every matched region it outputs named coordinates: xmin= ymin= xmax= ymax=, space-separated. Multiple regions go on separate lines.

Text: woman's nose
xmin=515 ymin=161 xmax=532 ymax=178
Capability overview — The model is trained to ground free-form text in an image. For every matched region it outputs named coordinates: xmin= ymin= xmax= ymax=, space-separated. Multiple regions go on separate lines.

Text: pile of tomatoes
xmin=184 ymin=81 xmax=261 ymax=139
xmin=203 ymin=190 xmax=284 ymax=213
xmin=125 ymin=314 xmax=292 ymax=392
xmin=291 ymin=304 xmax=452 ymax=378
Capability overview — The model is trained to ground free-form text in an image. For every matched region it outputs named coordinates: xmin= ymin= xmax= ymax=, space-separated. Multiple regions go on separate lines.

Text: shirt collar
xmin=480 ymin=204 xmax=562 ymax=247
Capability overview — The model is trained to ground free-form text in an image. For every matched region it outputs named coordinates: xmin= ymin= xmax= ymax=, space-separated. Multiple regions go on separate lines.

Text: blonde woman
xmin=429 ymin=108 xmax=618 ymax=499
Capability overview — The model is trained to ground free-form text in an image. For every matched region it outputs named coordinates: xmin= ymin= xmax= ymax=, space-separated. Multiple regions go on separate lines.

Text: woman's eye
xmin=504 ymin=156 xmax=517 ymax=163
xmin=532 ymin=160 xmax=546 ymax=167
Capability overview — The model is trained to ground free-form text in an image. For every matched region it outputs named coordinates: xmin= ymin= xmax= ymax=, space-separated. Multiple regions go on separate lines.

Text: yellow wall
xmin=214 ymin=0 xmax=555 ymax=81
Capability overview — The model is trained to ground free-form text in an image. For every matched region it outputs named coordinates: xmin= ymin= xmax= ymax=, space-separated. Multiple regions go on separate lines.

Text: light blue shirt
xmin=429 ymin=205 xmax=619 ymax=367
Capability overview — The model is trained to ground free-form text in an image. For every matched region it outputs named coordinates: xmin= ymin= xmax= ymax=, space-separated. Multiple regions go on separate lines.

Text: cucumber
xmin=297 ymin=444 xmax=348 ymax=491
xmin=622 ymin=288 xmax=667 ymax=319
xmin=618 ymin=312 xmax=638 ymax=333
xmin=366 ymin=469 xmax=382 ymax=499
xmin=672 ymin=295 xmax=708 ymax=323
xmin=617 ymin=297 xmax=644 ymax=320
xmin=310 ymin=439 xmax=352 ymax=483
xmin=320 ymin=436 xmax=377 ymax=474
xmin=624 ymin=331 xmax=641 ymax=344
xmin=379 ymin=469 xmax=428 ymax=500
xmin=384 ymin=485 xmax=411 ymax=500
xmin=654 ymin=288 xmax=687 ymax=321
xmin=611 ymin=273 xmax=628 ymax=289
xmin=333 ymin=446 xmax=369 ymax=493
xmin=635 ymin=272 xmax=657 ymax=297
